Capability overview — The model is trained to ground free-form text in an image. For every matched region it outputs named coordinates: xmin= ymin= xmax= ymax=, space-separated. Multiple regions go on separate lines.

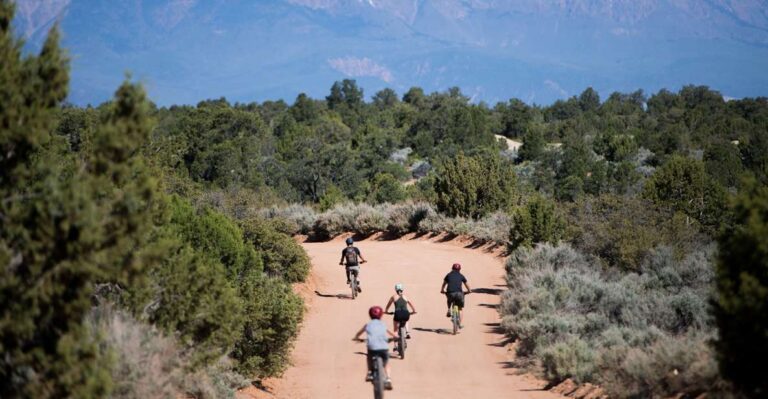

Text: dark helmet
xmin=346 ymin=237 xmax=354 ymax=245
xmin=369 ymin=306 xmax=383 ymax=319
xmin=452 ymin=263 xmax=461 ymax=271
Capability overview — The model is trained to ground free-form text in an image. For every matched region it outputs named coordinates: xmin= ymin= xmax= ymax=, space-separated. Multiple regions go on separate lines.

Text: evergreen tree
xmin=715 ymin=180 xmax=768 ymax=397
xmin=0 ymin=4 xmax=161 ymax=395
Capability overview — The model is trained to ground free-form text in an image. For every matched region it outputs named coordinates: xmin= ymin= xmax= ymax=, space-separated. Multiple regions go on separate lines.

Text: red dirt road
xmin=245 ymin=235 xmax=564 ymax=399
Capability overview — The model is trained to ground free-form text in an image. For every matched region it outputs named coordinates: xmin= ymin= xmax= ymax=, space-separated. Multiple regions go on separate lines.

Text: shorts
xmin=367 ymin=349 xmax=389 ymax=369
xmin=393 ymin=309 xmax=410 ymax=323
xmin=446 ymin=292 xmax=465 ymax=309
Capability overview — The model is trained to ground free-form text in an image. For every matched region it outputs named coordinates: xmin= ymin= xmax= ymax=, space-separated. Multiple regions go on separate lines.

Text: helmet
xmin=369 ymin=306 xmax=383 ymax=319
xmin=452 ymin=263 xmax=461 ymax=271
xmin=395 ymin=283 xmax=404 ymax=292
xmin=345 ymin=237 xmax=354 ymax=245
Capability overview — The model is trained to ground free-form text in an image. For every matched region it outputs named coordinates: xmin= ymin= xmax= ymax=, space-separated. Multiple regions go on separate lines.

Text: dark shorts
xmin=446 ymin=292 xmax=465 ymax=309
xmin=367 ymin=349 xmax=389 ymax=368
xmin=393 ymin=309 xmax=410 ymax=323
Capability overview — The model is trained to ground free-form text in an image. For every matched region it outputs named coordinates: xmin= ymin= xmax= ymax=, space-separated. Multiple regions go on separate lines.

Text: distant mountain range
xmin=13 ymin=0 xmax=768 ymax=106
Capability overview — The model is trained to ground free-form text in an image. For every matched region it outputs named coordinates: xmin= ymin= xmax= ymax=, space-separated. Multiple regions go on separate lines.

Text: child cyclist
xmin=384 ymin=283 xmax=417 ymax=339
xmin=353 ymin=306 xmax=396 ymax=390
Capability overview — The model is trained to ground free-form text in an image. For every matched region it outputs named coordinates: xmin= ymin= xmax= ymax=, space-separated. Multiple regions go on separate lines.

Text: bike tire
xmin=351 ymin=277 xmax=357 ymax=300
xmin=452 ymin=306 xmax=459 ymax=335
xmin=399 ymin=328 xmax=406 ymax=359
xmin=373 ymin=356 xmax=385 ymax=399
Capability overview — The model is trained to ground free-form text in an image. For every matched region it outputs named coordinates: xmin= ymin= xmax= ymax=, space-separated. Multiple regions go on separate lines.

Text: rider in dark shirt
xmin=440 ymin=263 xmax=471 ymax=326
xmin=340 ymin=237 xmax=366 ymax=292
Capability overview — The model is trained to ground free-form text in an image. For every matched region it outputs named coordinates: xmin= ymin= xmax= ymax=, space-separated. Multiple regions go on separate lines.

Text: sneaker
xmin=446 ymin=311 xmax=451 ymax=317
xmin=357 ymin=286 xmax=362 ymax=293
xmin=406 ymin=333 xmax=411 ymax=339
xmin=365 ymin=372 xmax=373 ymax=382
xmin=384 ymin=379 xmax=393 ymax=390
xmin=346 ymin=279 xmax=351 ymax=284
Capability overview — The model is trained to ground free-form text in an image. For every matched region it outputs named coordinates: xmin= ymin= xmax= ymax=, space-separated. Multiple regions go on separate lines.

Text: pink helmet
xmin=452 ymin=263 xmax=461 ymax=271
xmin=369 ymin=306 xmax=383 ymax=319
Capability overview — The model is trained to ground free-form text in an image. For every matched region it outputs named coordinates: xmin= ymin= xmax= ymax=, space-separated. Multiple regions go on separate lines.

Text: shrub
xmin=500 ymin=244 xmax=721 ymax=397
xmin=232 ymin=273 xmax=303 ymax=378
xmin=140 ymin=238 xmax=244 ymax=368
xmin=540 ymin=336 xmax=596 ymax=383
xmin=509 ymin=196 xmax=565 ymax=249
xmin=258 ymin=204 xmax=317 ymax=235
xmin=368 ymin=172 xmax=407 ymax=204
xmin=434 ymin=152 xmax=517 ymax=219
xmin=86 ymin=305 xmax=185 ymax=399
xmin=715 ymin=180 xmax=768 ymax=397
xmin=239 ymin=217 xmax=311 ymax=283
xmin=565 ymin=195 xmax=704 ymax=271
xmin=642 ymin=155 xmax=728 ymax=232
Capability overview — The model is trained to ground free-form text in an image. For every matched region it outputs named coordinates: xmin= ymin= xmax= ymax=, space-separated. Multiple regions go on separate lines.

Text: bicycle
xmin=354 ymin=338 xmax=392 ymax=398
xmin=387 ymin=311 xmax=415 ymax=359
xmin=448 ymin=291 xmax=470 ymax=335
xmin=350 ymin=270 xmax=359 ymax=299
xmin=346 ymin=261 xmax=365 ymax=300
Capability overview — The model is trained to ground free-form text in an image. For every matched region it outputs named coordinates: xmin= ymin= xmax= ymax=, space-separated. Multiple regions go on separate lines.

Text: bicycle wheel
xmin=350 ymin=276 xmax=357 ymax=299
xmin=451 ymin=306 xmax=459 ymax=335
xmin=373 ymin=356 xmax=384 ymax=399
xmin=398 ymin=327 xmax=406 ymax=359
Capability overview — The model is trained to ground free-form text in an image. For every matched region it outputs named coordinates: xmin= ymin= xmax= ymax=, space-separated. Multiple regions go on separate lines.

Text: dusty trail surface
xmin=246 ymin=235 xmax=562 ymax=399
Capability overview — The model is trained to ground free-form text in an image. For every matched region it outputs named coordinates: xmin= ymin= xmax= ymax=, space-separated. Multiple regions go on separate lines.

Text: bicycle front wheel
xmin=373 ymin=356 xmax=385 ymax=399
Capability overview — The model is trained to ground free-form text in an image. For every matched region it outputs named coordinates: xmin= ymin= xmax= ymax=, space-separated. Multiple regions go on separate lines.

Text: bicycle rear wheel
xmin=398 ymin=327 xmax=406 ymax=359
xmin=373 ymin=356 xmax=385 ymax=399
xmin=350 ymin=276 xmax=357 ymax=299
xmin=451 ymin=306 xmax=459 ymax=335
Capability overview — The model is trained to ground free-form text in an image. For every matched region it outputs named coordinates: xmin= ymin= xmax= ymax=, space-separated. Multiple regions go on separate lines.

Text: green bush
xmin=565 ymin=195 xmax=704 ymax=271
xmin=715 ymin=180 xmax=768 ymax=397
xmin=141 ymin=238 xmax=244 ymax=368
xmin=368 ymin=172 xmax=406 ymax=204
xmin=239 ymin=217 xmax=310 ymax=283
xmin=434 ymin=152 xmax=517 ymax=219
xmin=509 ymin=195 xmax=565 ymax=249
xmin=169 ymin=195 xmax=261 ymax=280
xmin=643 ymin=155 xmax=728 ymax=232
xmin=232 ymin=273 xmax=303 ymax=378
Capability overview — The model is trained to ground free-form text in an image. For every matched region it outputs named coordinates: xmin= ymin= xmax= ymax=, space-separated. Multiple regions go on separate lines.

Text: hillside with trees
xmin=2 ymin=0 xmax=767 ymax=397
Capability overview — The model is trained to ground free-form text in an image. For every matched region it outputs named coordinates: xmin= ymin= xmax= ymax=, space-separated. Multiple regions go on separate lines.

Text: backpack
xmin=344 ymin=247 xmax=359 ymax=265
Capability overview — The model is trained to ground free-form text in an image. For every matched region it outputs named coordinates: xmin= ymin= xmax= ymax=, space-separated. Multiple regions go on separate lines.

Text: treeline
xmin=0 ymin=3 xmax=307 ymax=398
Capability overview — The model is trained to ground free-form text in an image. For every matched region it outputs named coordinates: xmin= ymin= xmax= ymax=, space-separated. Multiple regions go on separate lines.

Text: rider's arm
xmin=463 ymin=281 xmax=472 ymax=293
xmin=339 ymin=251 xmax=345 ymax=265
xmin=406 ymin=298 xmax=416 ymax=313
xmin=386 ymin=329 xmax=397 ymax=339
xmin=384 ymin=296 xmax=394 ymax=313
xmin=353 ymin=325 xmax=366 ymax=340
xmin=357 ymin=248 xmax=366 ymax=263
xmin=440 ymin=280 xmax=447 ymax=294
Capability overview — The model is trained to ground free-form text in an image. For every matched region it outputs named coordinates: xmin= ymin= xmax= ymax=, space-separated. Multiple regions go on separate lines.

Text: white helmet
xmin=395 ymin=283 xmax=404 ymax=292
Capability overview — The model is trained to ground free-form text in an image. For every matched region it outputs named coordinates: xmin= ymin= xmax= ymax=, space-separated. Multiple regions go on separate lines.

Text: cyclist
xmin=384 ymin=283 xmax=417 ymax=339
xmin=353 ymin=306 xmax=396 ymax=390
xmin=340 ymin=237 xmax=366 ymax=292
xmin=440 ymin=263 xmax=472 ymax=327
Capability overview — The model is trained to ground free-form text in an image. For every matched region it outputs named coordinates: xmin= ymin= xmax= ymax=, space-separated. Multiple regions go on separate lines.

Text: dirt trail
xmin=243 ymin=235 xmax=563 ymax=399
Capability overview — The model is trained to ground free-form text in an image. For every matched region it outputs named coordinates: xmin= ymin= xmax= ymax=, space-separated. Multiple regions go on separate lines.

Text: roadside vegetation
xmin=2 ymin=0 xmax=767 ymax=397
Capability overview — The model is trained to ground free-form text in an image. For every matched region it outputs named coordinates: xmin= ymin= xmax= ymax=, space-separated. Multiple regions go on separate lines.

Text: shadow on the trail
xmin=314 ymin=290 xmax=353 ymax=300
xmin=478 ymin=303 xmax=499 ymax=309
xmin=413 ymin=327 xmax=452 ymax=335
xmin=473 ymin=287 xmax=503 ymax=295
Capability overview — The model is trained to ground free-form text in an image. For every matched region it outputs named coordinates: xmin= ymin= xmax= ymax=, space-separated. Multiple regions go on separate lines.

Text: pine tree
xmin=0 ymin=3 xmax=161 ymax=395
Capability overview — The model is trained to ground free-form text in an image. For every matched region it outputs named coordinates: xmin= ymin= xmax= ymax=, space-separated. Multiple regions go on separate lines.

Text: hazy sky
xmin=14 ymin=0 xmax=768 ymax=106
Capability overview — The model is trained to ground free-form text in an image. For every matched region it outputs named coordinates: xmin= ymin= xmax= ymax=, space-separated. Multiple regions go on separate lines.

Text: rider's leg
xmin=346 ymin=267 xmax=351 ymax=283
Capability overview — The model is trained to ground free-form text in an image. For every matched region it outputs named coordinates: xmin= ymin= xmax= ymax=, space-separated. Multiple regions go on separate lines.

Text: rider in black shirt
xmin=440 ymin=263 xmax=471 ymax=326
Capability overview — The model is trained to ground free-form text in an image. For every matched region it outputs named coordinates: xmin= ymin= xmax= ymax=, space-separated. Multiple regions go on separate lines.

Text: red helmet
xmin=369 ymin=306 xmax=384 ymax=319
xmin=452 ymin=263 xmax=461 ymax=271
